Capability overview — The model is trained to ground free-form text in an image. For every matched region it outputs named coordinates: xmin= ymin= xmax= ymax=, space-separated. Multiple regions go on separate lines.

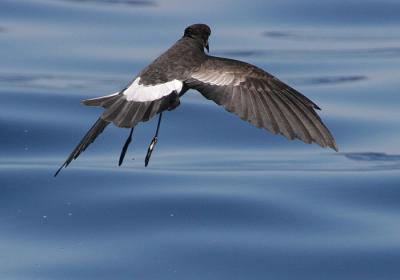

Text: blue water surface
xmin=1 ymin=0 xmax=400 ymax=279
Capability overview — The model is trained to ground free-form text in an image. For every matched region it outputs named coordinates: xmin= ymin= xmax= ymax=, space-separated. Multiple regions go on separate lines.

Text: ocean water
xmin=1 ymin=0 xmax=400 ymax=279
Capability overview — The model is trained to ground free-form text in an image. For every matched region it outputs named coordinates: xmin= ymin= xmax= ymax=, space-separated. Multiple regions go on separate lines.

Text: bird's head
xmin=184 ymin=24 xmax=211 ymax=52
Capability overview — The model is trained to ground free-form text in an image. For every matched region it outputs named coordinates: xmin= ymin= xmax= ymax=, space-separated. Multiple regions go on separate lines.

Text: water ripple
xmin=1 ymin=1 xmax=400 ymax=279
xmin=343 ymin=152 xmax=400 ymax=162
xmin=218 ymin=47 xmax=400 ymax=59
xmin=0 ymin=72 xmax=123 ymax=91
xmin=2 ymin=149 xmax=400 ymax=174
xmin=263 ymin=30 xmax=400 ymax=42
xmin=60 ymin=0 xmax=156 ymax=7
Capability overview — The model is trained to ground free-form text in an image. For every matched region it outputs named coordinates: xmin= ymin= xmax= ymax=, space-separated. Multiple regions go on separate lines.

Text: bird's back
xmin=138 ymin=37 xmax=206 ymax=86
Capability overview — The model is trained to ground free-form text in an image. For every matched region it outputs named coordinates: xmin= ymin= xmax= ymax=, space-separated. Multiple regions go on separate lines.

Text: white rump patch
xmin=123 ymin=77 xmax=183 ymax=102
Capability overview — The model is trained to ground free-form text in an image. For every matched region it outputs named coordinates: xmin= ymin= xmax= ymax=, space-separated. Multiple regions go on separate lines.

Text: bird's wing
xmin=54 ymin=117 xmax=109 ymax=176
xmin=83 ymin=77 xmax=183 ymax=128
xmin=185 ymin=56 xmax=338 ymax=151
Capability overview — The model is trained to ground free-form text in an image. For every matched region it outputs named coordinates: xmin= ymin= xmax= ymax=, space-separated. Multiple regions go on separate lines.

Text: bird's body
xmin=138 ymin=36 xmax=206 ymax=85
xmin=55 ymin=24 xmax=337 ymax=176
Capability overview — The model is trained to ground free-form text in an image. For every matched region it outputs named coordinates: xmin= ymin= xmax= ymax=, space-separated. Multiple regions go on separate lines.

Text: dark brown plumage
xmin=55 ymin=23 xmax=337 ymax=176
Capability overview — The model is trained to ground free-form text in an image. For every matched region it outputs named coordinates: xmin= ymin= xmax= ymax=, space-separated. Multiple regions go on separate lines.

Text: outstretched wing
xmin=54 ymin=117 xmax=109 ymax=176
xmin=185 ymin=56 xmax=338 ymax=151
xmin=83 ymin=77 xmax=183 ymax=128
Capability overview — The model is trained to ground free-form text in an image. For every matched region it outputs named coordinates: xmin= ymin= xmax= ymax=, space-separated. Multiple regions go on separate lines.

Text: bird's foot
xmin=145 ymin=136 xmax=158 ymax=167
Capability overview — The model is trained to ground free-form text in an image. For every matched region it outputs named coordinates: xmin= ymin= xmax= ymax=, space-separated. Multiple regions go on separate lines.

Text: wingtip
xmin=81 ymin=99 xmax=94 ymax=106
xmin=329 ymin=141 xmax=339 ymax=152
xmin=54 ymin=165 xmax=64 ymax=177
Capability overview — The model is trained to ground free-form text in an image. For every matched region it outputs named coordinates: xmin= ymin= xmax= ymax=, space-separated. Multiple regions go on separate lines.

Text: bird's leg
xmin=118 ymin=127 xmax=134 ymax=166
xmin=145 ymin=113 xmax=163 ymax=167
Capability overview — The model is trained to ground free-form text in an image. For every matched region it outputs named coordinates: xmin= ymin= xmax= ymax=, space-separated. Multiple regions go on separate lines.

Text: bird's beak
xmin=205 ymin=41 xmax=209 ymax=52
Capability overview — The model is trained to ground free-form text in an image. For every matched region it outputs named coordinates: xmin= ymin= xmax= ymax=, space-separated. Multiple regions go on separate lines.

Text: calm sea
xmin=1 ymin=0 xmax=400 ymax=279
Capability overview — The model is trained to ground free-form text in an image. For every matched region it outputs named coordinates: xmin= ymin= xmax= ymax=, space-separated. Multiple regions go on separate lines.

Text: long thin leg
xmin=145 ymin=113 xmax=162 ymax=167
xmin=118 ymin=127 xmax=134 ymax=166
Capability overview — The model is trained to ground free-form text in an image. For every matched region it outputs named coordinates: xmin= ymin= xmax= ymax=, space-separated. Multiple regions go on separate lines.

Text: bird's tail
xmin=54 ymin=117 xmax=110 ymax=177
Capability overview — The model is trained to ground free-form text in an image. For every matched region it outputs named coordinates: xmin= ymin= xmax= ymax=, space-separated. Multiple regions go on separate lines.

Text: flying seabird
xmin=55 ymin=23 xmax=338 ymax=176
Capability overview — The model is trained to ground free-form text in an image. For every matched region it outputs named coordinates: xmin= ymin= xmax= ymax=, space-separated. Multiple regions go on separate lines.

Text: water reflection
xmin=292 ymin=75 xmax=367 ymax=86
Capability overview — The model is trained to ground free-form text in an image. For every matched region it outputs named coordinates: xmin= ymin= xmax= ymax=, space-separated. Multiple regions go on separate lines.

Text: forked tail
xmin=54 ymin=117 xmax=110 ymax=177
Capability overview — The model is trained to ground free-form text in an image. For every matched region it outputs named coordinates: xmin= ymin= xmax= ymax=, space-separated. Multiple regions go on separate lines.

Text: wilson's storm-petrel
xmin=55 ymin=24 xmax=337 ymax=176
